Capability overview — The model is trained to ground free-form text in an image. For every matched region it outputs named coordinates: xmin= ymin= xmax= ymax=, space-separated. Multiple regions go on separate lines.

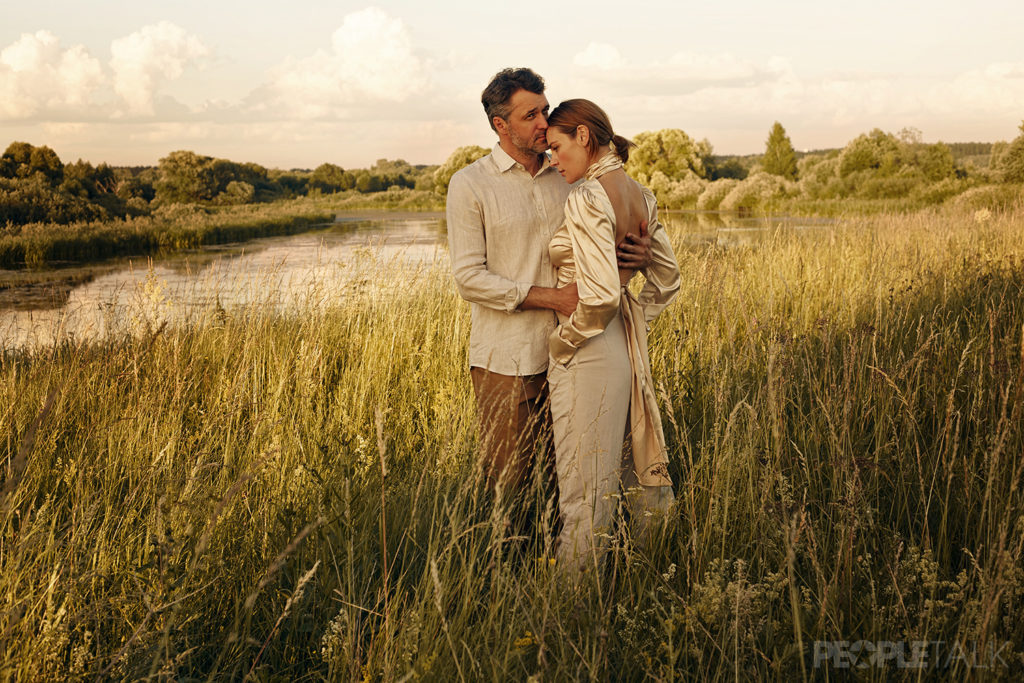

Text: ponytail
xmin=611 ymin=134 xmax=633 ymax=163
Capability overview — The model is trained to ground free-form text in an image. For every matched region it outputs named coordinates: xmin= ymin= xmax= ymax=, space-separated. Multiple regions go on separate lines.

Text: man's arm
xmin=520 ymin=282 xmax=578 ymax=317
xmin=448 ymin=171 xmax=580 ymax=317
xmin=446 ymin=172 xmax=531 ymax=313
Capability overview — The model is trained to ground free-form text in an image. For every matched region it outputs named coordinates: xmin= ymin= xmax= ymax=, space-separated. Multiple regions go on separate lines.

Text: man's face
xmin=496 ymin=89 xmax=549 ymax=156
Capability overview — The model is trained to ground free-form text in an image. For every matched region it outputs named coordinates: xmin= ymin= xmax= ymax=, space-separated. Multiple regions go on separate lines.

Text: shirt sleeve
xmin=549 ymin=184 xmax=621 ymax=364
xmin=446 ymin=170 xmax=532 ymax=313
xmin=636 ymin=188 xmax=680 ymax=323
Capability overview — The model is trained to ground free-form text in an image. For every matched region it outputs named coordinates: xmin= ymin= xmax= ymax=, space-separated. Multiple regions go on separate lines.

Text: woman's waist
xmin=557 ymin=288 xmax=632 ymax=325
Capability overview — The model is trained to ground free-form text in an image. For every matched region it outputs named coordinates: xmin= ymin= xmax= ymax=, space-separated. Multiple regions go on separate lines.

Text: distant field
xmin=2 ymin=204 xmax=1023 ymax=679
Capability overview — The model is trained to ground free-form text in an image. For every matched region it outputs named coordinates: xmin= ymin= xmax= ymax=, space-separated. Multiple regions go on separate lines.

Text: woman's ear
xmin=576 ymin=125 xmax=590 ymax=148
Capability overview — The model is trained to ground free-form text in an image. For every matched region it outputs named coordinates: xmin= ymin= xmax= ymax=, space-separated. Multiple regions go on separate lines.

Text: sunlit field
xmin=2 ymin=203 xmax=1023 ymax=679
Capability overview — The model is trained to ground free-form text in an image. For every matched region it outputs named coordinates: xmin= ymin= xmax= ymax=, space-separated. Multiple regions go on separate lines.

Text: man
xmin=446 ymin=68 xmax=650 ymax=522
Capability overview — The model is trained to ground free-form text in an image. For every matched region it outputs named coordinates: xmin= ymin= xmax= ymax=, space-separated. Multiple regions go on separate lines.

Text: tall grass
xmin=2 ymin=205 xmax=1023 ymax=679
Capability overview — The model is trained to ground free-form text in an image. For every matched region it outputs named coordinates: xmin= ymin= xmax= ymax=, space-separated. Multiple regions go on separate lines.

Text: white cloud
xmin=0 ymin=31 xmax=104 ymax=118
xmin=567 ymin=44 xmax=1024 ymax=151
xmin=261 ymin=7 xmax=429 ymax=119
xmin=110 ymin=21 xmax=208 ymax=116
xmin=929 ymin=62 xmax=1024 ymax=116
xmin=571 ymin=45 xmax=789 ymax=94
xmin=574 ymin=43 xmax=626 ymax=70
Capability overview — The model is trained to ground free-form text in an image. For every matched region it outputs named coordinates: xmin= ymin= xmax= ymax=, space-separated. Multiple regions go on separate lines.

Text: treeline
xmin=0 ymin=144 xmax=439 ymax=227
xmin=4 ymin=121 xmax=1023 ymax=230
xmin=616 ymin=123 xmax=1024 ymax=214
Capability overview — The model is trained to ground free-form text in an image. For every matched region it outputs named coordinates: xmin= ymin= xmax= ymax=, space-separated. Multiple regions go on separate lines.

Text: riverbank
xmin=0 ymin=185 xmax=447 ymax=272
xmin=2 ymin=204 xmax=1022 ymax=678
xmin=0 ymin=199 xmax=338 ymax=270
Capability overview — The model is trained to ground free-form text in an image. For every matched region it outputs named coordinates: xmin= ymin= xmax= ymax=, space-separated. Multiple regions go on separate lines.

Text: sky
xmin=1 ymin=0 xmax=1022 ymax=170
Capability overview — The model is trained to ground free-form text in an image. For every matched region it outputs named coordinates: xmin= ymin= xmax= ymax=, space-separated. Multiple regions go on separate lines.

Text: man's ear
xmin=493 ymin=116 xmax=508 ymax=136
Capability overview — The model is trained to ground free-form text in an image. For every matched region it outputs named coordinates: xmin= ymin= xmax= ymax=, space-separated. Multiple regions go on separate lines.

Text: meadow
xmin=1 ymin=203 xmax=1023 ymax=680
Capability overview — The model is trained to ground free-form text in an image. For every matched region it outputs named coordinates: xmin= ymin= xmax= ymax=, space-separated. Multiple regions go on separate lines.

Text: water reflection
xmin=663 ymin=211 xmax=834 ymax=249
xmin=1 ymin=212 xmax=447 ymax=352
xmin=0 ymin=210 xmax=831 ymax=352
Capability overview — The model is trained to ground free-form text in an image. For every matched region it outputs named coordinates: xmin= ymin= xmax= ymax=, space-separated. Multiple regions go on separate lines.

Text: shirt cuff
xmin=507 ymin=281 xmax=531 ymax=313
xmin=548 ymin=326 xmax=577 ymax=365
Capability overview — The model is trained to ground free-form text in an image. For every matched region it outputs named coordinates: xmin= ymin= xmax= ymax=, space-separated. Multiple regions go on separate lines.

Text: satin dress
xmin=547 ymin=151 xmax=680 ymax=570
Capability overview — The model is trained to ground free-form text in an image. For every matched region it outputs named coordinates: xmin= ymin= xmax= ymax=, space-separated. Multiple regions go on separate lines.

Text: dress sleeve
xmin=446 ymin=170 xmax=531 ymax=313
xmin=549 ymin=184 xmax=621 ymax=364
xmin=637 ymin=188 xmax=680 ymax=323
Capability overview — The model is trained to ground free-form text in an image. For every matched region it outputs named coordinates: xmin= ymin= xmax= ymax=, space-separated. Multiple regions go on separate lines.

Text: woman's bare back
xmin=597 ymin=167 xmax=647 ymax=285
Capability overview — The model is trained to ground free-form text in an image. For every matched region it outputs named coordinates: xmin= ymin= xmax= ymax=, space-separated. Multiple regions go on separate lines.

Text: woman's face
xmin=546 ymin=126 xmax=590 ymax=183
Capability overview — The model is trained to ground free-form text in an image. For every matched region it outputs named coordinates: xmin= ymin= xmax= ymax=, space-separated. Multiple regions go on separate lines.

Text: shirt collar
xmin=491 ymin=143 xmax=552 ymax=175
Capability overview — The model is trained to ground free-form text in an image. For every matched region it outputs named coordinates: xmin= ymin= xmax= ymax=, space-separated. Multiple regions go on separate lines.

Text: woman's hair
xmin=547 ymin=98 xmax=633 ymax=162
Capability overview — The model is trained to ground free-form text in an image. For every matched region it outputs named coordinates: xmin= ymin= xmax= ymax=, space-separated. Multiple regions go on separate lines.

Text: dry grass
xmin=2 ymin=204 xmax=1023 ymax=679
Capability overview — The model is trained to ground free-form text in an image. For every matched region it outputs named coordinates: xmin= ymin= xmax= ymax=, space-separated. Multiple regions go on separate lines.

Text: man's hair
xmin=481 ymin=68 xmax=545 ymax=133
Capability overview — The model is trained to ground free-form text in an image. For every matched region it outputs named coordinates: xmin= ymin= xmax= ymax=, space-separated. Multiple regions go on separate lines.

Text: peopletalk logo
xmin=812 ymin=640 xmax=1011 ymax=670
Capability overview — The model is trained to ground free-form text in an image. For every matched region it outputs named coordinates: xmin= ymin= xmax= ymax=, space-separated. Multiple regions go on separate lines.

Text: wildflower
xmin=513 ymin=631 xmax=536 ymax=649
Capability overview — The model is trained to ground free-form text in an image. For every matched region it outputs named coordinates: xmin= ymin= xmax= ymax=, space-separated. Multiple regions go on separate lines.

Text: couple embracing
xmin=447 ymin=68 xmax=680 ymax=574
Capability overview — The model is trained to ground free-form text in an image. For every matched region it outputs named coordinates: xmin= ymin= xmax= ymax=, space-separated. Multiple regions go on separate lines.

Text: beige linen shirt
xmin=447 ymin=144 xmax=572 ymax=376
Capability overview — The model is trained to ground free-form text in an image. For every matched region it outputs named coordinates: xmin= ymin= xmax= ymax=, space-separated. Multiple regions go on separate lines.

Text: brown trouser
xmin=470 ymin=367 xmax=554 ymax=499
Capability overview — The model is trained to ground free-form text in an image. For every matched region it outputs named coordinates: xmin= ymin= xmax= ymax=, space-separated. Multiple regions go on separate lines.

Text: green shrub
xmin=696 ymin=178 xmax=740 ymax=211
xmin=719 ymin=172 xmax=794 ymax=212
xmin=950 ymin=184 xmax=1024 ymax=212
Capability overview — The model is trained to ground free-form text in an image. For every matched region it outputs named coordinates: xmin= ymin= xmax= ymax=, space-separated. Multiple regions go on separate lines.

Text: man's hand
xmin=551 ymin=282 xmax=579 ymax=317
xmin=520 ymin=282 xmax=579 ymax=317
xmin=617 ymin=219 xmax=653 ymax=270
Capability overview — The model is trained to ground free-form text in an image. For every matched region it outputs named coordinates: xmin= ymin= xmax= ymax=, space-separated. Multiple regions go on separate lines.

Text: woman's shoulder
xmin=565 ymin=179 xmax=613 ymax=222
xmin=567 ymin=178 xmax=604 ymax=201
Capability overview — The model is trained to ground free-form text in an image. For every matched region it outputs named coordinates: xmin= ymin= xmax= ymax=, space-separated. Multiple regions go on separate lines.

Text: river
xmin=0 ymin=210 xmax=830 ymax=352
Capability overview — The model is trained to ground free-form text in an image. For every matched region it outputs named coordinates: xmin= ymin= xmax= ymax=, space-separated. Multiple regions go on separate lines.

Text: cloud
xmin=0 ymin=31 xmax=105 ymax=119
xmin=260 ymin=7 xmax=429 ymax=119
xmin=110 ymin=21 xmax=209 ymax=116
xmin=567 ymin=43 xmax=1024 ymax=150
xmin=929 ymin=62 xmax=1024 ymax=116
xmin=573 ymin=43 xmax=626 ymax=70
xmin=571 ymin=43 xmax=789 ymax=94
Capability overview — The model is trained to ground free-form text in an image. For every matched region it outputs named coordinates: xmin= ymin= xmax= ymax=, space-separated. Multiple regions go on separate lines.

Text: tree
xmin=355 ymin=172 xmax=384 ymax=193
xmin=998 ymin=120 xmax=1024 ymax=183
xmin=310 ymin=163 xmax=351 ymax=194
xmin=1 ymin=142 xmax=64 ymax=184
xmin=838 ymin=129 xmax=902 ymax=177
xmin=433 ymin=145 xmax=489 ymax=196
xmin=918 ymin=143 xmax=955 ymax=181
xmin=762 ymin=122 xmax=797 ymax=180
xmin=989 ymin=141 xmax=1009 ymax=171
xmin=707 ymin=158 xmax=748 ymax=180
xmin=155 ymin=150 xmax=219 ymax=203
xmin=624 ymin=129 xmax=707 ymax=183
xmin=217 ymin=181 xmax=255 ymax=205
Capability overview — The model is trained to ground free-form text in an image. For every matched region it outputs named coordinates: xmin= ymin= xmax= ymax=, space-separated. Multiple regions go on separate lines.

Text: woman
xmin=545 ymin=99 xmax=680 ymax=571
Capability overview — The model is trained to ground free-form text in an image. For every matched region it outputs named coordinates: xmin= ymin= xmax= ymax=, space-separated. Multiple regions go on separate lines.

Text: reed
xmin=0 ymin=200 xmax=336 ymax=270
xmin=1 ymin=204 xmax=1022 ymax=679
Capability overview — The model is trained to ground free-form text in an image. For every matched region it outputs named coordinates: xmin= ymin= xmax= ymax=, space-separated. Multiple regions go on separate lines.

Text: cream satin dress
xmin=547 ymin=151 xmax=680 ymax=571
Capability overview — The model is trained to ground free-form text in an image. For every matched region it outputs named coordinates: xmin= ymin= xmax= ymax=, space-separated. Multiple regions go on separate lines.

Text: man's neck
xmin=498 ymin=140 xmax=545 ymax=177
